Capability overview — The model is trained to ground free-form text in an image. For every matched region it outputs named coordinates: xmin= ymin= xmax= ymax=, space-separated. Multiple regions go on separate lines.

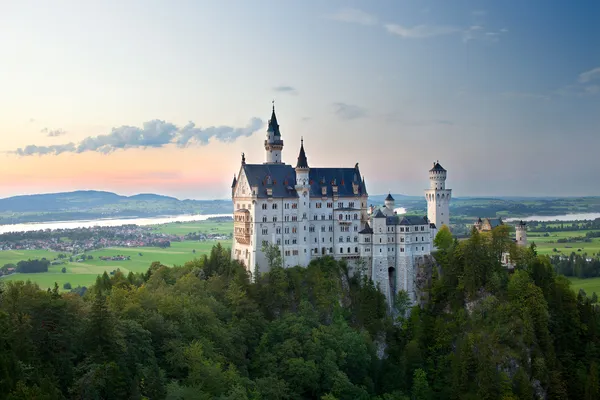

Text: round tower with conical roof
xmin=385 ymin=193 xmax=395 ymax=214
xmin=424 ymin=161 xmax=452 ymax=229
xmin=295 ymin=138 xmax=311 ymax=266
xmin=264 ymin=102 xmax=284 ymax=164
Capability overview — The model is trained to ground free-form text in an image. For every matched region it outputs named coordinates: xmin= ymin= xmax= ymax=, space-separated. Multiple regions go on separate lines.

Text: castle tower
xmin=516 ymin=220 xmax=527 ymax=247
xmin=264 ymin=102 xmax=284 ymax=164
xmin=385 ymin=193 xmax=395 ymax=214
xmin=424 ymin=161 xmax=451 ymax=229
xmin=295 ymin=138 xmax=311 ymax=266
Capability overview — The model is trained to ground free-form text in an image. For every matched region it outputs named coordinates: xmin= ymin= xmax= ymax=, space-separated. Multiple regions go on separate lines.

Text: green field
xmin=152 ymin=220 xmax=233 ymax=235
xmin=1 ymin=240 xmax=229 ymax=290
xmin=568 ymin=277 xmax=600 ymax=296
xmin=528 ymin=230 xmax=600 ymax=257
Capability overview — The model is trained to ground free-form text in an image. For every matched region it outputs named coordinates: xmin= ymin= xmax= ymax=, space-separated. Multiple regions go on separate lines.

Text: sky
xmin=0 ymin=0 xmax=599 ymax=200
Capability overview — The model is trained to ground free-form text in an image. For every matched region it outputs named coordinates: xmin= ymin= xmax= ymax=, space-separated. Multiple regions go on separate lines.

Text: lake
xmin=505 ymin=212 xmax=600 ymax=222
xmin=0 ymin=214 xmax=233 ymax=234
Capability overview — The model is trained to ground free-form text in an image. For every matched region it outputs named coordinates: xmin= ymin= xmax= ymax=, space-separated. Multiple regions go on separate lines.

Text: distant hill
xmin=0 ymin=191 xmax=232 ymax=224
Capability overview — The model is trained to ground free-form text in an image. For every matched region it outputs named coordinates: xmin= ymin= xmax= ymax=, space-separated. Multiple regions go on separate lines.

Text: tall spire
xmin=268 ymin=100 xmax=280 ymax=137
xmin=296 ymin=137 xmax=309 ymax=169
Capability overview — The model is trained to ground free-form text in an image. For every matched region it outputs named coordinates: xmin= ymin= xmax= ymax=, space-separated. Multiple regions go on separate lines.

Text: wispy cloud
xmin=41 ymin=127 xmax=66 ymax=137
xmin=385 ymin=24 xmax=460 ymax=38
xmin=328 ymin=8 xmax=377 ymax=26
xmin=579 ymin=67 xmax=600 ymax=83
xmin=273 ymin=85 xmax=298 ymax=95
xmin=14 ymin=118 xmax=264 ymax=156
xmin=332 ymin=103 xmax=368 ymax=120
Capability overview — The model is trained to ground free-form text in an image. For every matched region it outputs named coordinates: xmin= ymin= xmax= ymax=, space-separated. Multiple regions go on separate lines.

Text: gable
xmin=234 ymin=168 xmax=252 ymax=197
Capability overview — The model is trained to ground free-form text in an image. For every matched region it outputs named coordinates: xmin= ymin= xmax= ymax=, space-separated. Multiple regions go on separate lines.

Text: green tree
xmin=412 ymin=369 xmax=431 ymax=400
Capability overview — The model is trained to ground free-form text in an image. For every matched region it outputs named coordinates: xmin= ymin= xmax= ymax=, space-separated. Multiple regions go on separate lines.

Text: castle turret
xmin=231 ymin=175 xmax=237 ymax=197
xmin=424 ymin=161 xmax=451 ymax=229
xmin=264 ymin=102 xmax=284 ymax=164
xmin=295 ymin=138 xmax=310 ymax=266
xmin=385 ymin=193 xmax=395 ymax=213
xmin=516 ymin=220 xmax=527 ymax=247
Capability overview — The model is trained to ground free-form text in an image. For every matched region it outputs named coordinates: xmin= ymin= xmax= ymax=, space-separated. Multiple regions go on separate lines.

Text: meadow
xmin=528 ymin=230 xmax=600 ymax=257
xmin=0 ymin=220 xmax=234 ymax=290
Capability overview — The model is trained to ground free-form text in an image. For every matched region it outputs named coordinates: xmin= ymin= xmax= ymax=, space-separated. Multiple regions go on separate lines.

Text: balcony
xmin=234 ymin=209 xmax=251 ymax=245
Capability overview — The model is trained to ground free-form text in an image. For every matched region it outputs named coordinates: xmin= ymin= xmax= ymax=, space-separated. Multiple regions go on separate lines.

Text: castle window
xmin=272 ymin=203 xmax=277 ymax=209
xmin=422 ymin=247 xmax=424 ymax=251
xmin=262 ymin=204 xmax=267 ymax=210
xmin=346 ymin=236 xmax=350 ymax=242
xmin=355 ymin=247 xmax=358 ymax=252
xmin=321 ymin=215 xmax=325 ymax=220
xmin=347 ymin=247 xmax=350 ymax=253
xmin=421 ymin=226 xmax=425 ymax=231
xmin=354 ymin=236 xmax=358 ymax=242
xmin=285 ymin=227 xmax=289 ymax=234
xmin=285 ymin=203 xmax=289 ymax=209
xmin=329 ymin=215 xmax=333 ymax=220
xmin=321 ymin=226 xmax=326 ymax=232
xmin=380 ymin=248 xmax=382 ymax=253
xmin=276 ymin=227 xmax=281 ymax=234
xmin=262 ymin=228 xmax=268 ymax=235
xmin=276 ymin=239 xmax=281 ymax=245
xmin=400 ymin=247 xmax=404 ymax=252
xmin=354 ymin=226 xmax=358 ymax=232
xmin=349 ymin=202 xmax=355 ymax=208
xmin=309 ymin=226 xmax=315 ymax=232
xmin=329 ymin=226 xmax=333 ymax=232
xmin=292 ymin=227 xmax=297 ymax=233
xmin=273 ymin=216 xmax=277 ymax=222
xmin=380 ymin=238 xmax=382 ymax=243
xmin=340 ymin=248 xmax=343 ymax=253
xmin=339 ymin=214 xmax=343 ymax=220
xmin=339 ymin=237 xmax=343 ymax=243
xmin=262 ymin=216 xmax=267 ymax=222
xmin=315 ymin=238 xmax=317 ymax=243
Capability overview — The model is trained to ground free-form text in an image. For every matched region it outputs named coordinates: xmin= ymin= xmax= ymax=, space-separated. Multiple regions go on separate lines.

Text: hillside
xmin=0 ymin=190 xmax=231 ymax=224
xmin=1 ymin=232 xmax=600 ymax=398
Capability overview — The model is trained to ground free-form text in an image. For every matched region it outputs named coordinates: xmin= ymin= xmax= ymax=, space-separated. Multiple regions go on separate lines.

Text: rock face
xmin=414 ymin=254 xmax=437 ymax=307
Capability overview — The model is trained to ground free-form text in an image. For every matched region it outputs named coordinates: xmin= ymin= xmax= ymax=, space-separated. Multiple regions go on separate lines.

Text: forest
xmin=0 ymin=226 xmax=599 ymax=399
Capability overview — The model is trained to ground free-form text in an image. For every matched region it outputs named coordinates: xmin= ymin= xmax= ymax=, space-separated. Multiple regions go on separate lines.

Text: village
xmin=0 ymin=224 xmax=231 ymax=254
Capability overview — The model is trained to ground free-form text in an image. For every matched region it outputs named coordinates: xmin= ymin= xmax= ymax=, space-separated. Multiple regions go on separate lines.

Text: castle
xmin=231 ymin=105 xmax=451 ymax=304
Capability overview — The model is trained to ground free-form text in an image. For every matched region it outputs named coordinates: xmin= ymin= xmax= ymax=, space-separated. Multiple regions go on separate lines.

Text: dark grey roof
xmin=430 ymin=162 xmax=446 ymax=172
xmin=296 ymin=139 xmax=309 ymax=169
xmin=241 ymin=163 xmax=367 ymax=198
xmin=479 ymin=217 xmax=503 ymax=228
xmin=335 ymin=207 xmax=361 ymax=211
xmin=518 ymin=220 xmax=527 ymax=226
xmin=231 ymin=175 xmax=237 ymax=188
xmin=430 ymin=223 xmax=437 ymax=229
xmin=374 ymin=209 xmax=386 ymax=218
xmin=385 ymin=215 xmax=429 ymax=226
xmin=385 ymin=193 xmax=394 ymax=201
xmin=359 ymin=222 xmax=373 ymax=234
xmin=267 ymin=105 xmax=281 ymax=137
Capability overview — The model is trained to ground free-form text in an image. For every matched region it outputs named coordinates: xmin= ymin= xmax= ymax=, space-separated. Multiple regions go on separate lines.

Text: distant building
xmin=473 ymin=217 xmax=528 ymax=267
xmin=231 ymin=103 xmax=452 ymax=304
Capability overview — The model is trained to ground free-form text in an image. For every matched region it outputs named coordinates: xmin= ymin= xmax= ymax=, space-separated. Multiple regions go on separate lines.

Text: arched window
xmin=355 ymin=247 xmax=358 ymax=253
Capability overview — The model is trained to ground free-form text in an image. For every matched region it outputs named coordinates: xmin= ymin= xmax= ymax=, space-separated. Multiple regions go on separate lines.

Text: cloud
xmin=385 ymin=24 xmax=460 ymax=38
xmin=15 ymin=143 xmax=77 ymax=156
xmin=273 ymin=86 xmax=298 ymax=95
xmin=332 ymin=103 xmax=368 ymax=120
xmin=41 ymin=128 xmax=66 ymax=137
xmin=579 ymin=67 xmax=600 ymax=83
xmin=328 ymin=8 xmax=377 ymax=26
xmin=14 ymin=118 xmax=264 ymax=156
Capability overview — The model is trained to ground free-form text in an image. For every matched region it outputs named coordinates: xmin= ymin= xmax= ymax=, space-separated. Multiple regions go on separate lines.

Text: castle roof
xmin=231 ymin=175 xmax=237 ymax=188
xmin=241 ymin=163 xmax=367 ymax=198
xmin=358 ymin=222 xmax=373 ymax=234
xmin=385 ymin=215 xmax=429 ymax=226
xmin=374 ymin=209 xmax=386 ymax=218
xmin=267 ymin=104 xmax=281 ymax=137
xmin=296 ymin=138 xmax=309 ymax=169
xmin=430 ymin=162 xmax=446 ymax=172
xmin=385 ymin=193 xmax=394 ymax=202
